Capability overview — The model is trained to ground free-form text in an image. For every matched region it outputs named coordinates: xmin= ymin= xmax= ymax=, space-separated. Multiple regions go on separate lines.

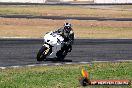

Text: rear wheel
xmin=56 ymin=50 xmax=67 ymax=61
xmin=37 ymin=46 xmax=48 ymax=61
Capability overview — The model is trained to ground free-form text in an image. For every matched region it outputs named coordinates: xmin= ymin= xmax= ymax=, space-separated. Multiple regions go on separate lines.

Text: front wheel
xmin=37 ymin=46 xmax=48 ymax=61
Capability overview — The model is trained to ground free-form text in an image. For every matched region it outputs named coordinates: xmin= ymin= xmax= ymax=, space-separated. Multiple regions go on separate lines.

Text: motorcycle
xmin=37 ymin=31 xmax=72 ymax=61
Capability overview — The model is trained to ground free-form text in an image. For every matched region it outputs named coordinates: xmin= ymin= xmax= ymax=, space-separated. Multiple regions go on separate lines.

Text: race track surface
xmin=0 ymin=39 xmax=132 ymax=67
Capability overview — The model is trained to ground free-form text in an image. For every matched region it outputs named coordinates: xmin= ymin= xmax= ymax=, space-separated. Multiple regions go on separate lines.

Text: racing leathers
xmin=55 ymin=27 xmax=74 ymax=52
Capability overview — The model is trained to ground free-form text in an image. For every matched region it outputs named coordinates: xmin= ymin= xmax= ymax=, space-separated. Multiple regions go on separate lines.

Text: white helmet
xmin=64 ymin=22 xmax=72 ymax=33
xmin=64 ymin=22 xmax=71 ymax=27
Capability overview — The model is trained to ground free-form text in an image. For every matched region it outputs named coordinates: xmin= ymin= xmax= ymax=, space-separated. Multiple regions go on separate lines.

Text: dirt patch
xmin=0 ymin=18 xmax=132 ymax=38
xmin=0 ymin=18 xmax=132 ymax=27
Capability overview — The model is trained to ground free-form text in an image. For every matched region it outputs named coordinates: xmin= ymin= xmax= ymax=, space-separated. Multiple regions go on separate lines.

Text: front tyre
xmin=37 ymin=46 xmax=48 ymax=61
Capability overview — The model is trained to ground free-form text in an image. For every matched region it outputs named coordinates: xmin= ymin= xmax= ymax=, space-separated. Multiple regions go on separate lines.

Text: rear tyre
xmin=37 ymin=46 xmax=47 ymax=61
xmin=56 ymin=50 xmax=67 ymax=61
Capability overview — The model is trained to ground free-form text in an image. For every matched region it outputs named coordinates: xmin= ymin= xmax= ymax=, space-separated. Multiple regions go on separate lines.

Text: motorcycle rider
xmin=55 ymin=22 xmax=74 ymax=52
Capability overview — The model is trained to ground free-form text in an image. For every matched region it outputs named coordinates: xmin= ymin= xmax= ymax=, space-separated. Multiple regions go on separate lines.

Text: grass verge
xmin=0 ymin=5 xmax=132 ymax=18
xmin=0 ymin=62 xmax=132 ymax=88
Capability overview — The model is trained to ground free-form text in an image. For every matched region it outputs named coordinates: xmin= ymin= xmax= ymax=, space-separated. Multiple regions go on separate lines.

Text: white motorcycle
xmin=37 ymin=31 xmax=71 ymax=61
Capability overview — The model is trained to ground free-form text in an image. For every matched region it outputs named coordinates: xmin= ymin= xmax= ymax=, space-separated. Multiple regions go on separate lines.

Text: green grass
xmin=0 ymin=62 xmax=132 ymax=88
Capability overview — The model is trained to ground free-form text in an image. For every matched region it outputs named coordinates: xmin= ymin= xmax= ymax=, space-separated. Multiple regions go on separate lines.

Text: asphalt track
xmin=0 ymin=39 xmax=132 ymax=67
xmin=1 ymin=15 xmax=132 ymax=21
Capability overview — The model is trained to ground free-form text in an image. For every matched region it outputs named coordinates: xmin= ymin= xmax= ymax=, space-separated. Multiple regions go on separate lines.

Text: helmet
xmin=64 ymin=22 xmax=72 ymax=33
